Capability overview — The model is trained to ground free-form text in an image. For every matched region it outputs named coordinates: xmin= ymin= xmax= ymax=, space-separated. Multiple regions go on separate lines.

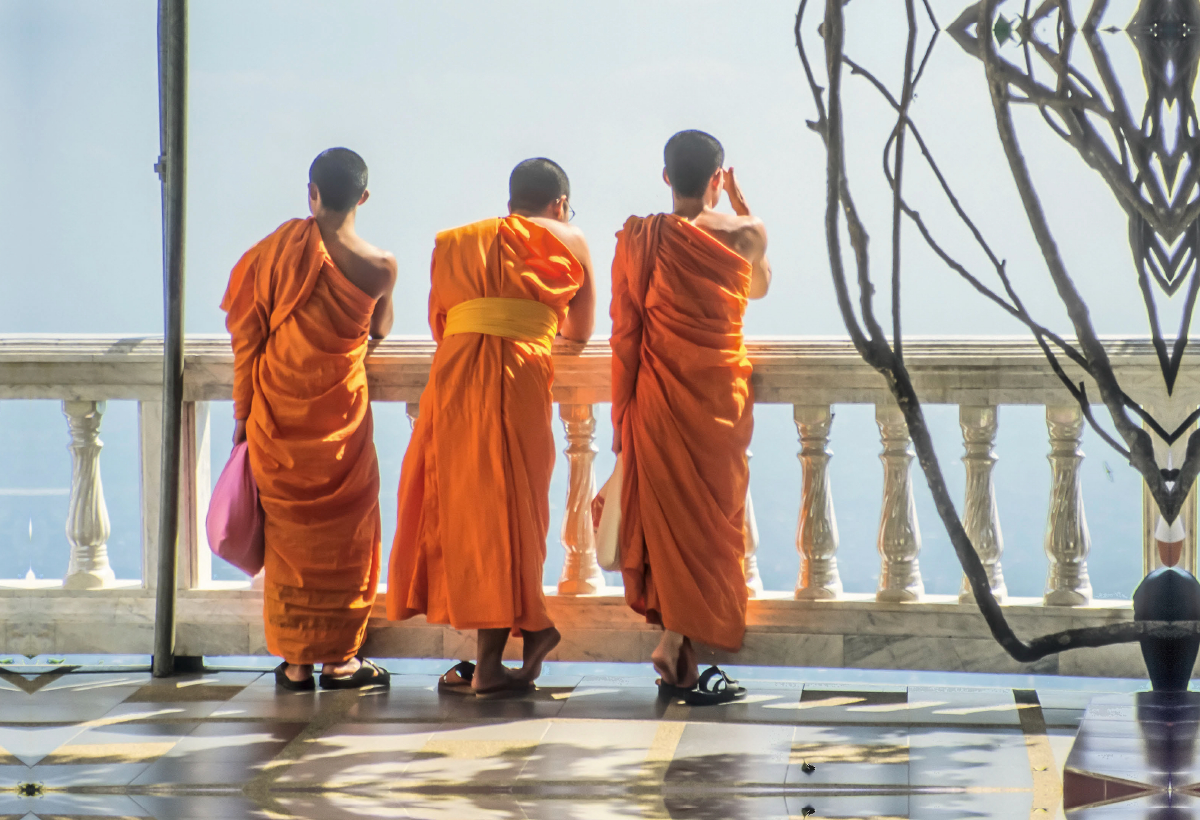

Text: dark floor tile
xmin=130 ymin=721 xmax=305 ymax=787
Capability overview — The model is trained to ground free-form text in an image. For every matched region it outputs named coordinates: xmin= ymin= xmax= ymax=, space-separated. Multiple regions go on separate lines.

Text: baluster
xmin=1044 ymin=404 xmax=1093 ymax=606
xmin=557 ymin=404 xmax=605 ymax=595
xmin=743 ymin=455 xmax=763 ymax=597
xmin=63 ymin=400 xmax=116 ymax=589
xmin=876 ymin=403 xmax=923 ymax=602
xmin=795 ymin=405 xmax=842 ymax=599
xmin=959 ymin=405 xmax=1007 ymax=603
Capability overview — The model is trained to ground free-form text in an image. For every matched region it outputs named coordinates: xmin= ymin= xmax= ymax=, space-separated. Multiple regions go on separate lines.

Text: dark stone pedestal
xmin=1133 ymin=567 xmax=1200 ymax=692
xmin=1065 ymin=692 xmax=1200 ymax=817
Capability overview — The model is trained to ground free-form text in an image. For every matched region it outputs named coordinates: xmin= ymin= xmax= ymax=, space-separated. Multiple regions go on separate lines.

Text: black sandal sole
xmin=319 ymin=658 xmax=391 ymax=690
xmin=274 ymin=662 xmax=315 ymax=692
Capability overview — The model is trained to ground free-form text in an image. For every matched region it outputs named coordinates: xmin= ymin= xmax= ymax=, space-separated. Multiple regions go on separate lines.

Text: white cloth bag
xmin=593 ymin=456 xmax=623 ymax=572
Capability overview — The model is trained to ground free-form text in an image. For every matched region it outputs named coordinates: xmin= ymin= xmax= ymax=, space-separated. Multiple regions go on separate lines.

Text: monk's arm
xmin=366 ymin=254 xmax=399 ymax=339
xmin=746 ymin=222 xmax=772 ymax=300
xmin=723 ymin=169 xmax=772 ymax=299
xmin=560 ymin=232 xmax=596 ymax=342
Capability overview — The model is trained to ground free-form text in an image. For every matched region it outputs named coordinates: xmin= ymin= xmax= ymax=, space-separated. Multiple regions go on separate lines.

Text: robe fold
xmin=222 ymin=217 xmax=382 ymax=664
xmin=611 ymin=213 xmax=754 ymax=653
xmin=388 ymin=216 xmax=584 ymax=631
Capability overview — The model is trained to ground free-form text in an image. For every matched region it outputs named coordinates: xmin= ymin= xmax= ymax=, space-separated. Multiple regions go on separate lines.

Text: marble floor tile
xmin=556 ymin=686 xmax=679 ymax=722
xmin=130 ymin=720 xmax=306 ymax=786
xmin=401 ymin=718 xmax=552 ymax=785
xmin=907 ymin=727 xmax=1033 ymax=789
xmin=783 ymin=793 xmax=913 ymax=818
xmin=661 ymin=793 xmax=793 ymax=819
xmin=0 ymin=673 xmax=148 ymax=723
xmin=788 ymin=724 xmax=909 ymax=786
xmin=439 ymin=684 xmax=572 ymax=722
xmin=274 ymin=720 xmax=441 ymax=787
xmin=907 ymin=790 xmax=1036 ymax=818
xmin=131 ymin=792 xmax=271 ymax=819
xmin=517 ymin=718 xmax=664 ymax=783
xmin=665 ymin=721 xmax=794 ymax=786
xmin=0 ymin=790 xmax=153 ymax=817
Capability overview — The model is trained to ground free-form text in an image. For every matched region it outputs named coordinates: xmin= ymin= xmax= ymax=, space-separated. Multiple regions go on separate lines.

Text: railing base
xmin=0 ymin=587 xmax=1157 ymax=680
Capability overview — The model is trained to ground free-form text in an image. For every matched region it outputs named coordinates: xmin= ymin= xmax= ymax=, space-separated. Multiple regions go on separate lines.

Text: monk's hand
xmin=723 ymin=167 xmax=751 ymax=217
xmin=233 ymin=419 xmax=247 ymax=446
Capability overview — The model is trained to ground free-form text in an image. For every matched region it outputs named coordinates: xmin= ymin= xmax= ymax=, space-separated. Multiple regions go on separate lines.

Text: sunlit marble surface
xmin=0 ymin=656 xmax=1155 ymax=819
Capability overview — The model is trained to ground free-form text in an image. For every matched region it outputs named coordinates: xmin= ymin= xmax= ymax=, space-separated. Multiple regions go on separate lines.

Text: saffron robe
xmin=222 ymin=217 xmax=382 ymax=664
xmin=388 ymin=216 xmax=584 ymax=631
xmin=611 ymin=214 xmax=754 ymax=652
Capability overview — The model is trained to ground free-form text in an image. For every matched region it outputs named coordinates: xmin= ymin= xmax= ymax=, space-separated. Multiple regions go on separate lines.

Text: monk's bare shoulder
xmin=691 ymin=212 xmax=766 ymax=263
xmin=328 ymin=236 xmax=397 ymax=300
xmin=525 ymin=217 xmax=591 ymax=268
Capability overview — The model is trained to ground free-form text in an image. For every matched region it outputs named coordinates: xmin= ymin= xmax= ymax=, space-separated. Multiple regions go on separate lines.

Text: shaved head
xmin=509 ymin=158 xmax=570 ymax=213
xmin=309 ymin=147 xmax=368 ymax=212
xmin=664 ymin=130 xmax=724 ymax=198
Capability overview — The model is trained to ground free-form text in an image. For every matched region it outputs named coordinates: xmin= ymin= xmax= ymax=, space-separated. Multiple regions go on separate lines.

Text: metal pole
xmin=152 ymin=0 xmax=187 ymax=678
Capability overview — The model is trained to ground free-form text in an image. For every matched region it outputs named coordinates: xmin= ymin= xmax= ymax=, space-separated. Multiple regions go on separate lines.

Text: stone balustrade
xmin=0 ymin=334 xmax=1196 ymax=678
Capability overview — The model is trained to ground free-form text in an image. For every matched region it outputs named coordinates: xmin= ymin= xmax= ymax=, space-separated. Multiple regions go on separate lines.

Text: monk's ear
xmin=308 ymin=182 xmax=321 ymax=206
xmin=358 ymin=189 xmax=370 ymax=207
xmin=662 ymin=167 xmax=671 ymax=187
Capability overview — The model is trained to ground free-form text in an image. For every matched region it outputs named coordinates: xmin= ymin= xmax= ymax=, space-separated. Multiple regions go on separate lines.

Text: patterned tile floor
xmin=0 ymin=656 xmax=1158 ymax=819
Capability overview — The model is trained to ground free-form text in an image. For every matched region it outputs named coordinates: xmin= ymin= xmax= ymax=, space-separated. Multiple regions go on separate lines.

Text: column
xmin=63 ymin=400 xmax=115 ymax=589
xmin=557 ymin=404 xmax=605 ymax=595
xmin=743 ymin=478 xmax=763 ymax=597
xmin=959 ymin=405 xmax=1007 ymax=603
xmin=794 ymin=405 xmax=843 ymax=599
xmin=1044 ymin=404 xmax=1093 ymax=606
xmin=176 ymin=402 xmax=212 ymax=590
xmin=875 ymin=402 xmax=924 ymax=602
xmin=139 ymin=400 xmax=162 ymax=589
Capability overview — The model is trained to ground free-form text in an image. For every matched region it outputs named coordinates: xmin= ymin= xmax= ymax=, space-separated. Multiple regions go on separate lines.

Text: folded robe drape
xmin=221 ymin=217 xmax=382 ymax=664
xmin=388 ymin=216 xmax=584 ymax=632
xmin=610 ymin=213 xmax=754 ymax=653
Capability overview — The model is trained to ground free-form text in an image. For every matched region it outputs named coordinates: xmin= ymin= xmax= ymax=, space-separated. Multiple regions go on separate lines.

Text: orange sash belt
xmin=444 ymin=297 xmax=558 ymax=350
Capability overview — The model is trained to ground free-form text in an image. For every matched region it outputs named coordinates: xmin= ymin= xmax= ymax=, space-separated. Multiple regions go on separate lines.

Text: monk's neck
xmin=671 ymin=197 xmax=711 ymax=221
xmin=314 ymin=210 xmax=358 ymax=244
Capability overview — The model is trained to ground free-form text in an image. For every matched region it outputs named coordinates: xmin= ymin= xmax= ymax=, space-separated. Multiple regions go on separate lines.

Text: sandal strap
xmin=697 ymin=665 xmax=736 ymax=695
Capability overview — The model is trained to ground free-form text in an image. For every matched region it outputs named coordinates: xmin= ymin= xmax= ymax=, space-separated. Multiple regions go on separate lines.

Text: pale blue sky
xmin=0 ymin=0 xmax=1155 ymax=595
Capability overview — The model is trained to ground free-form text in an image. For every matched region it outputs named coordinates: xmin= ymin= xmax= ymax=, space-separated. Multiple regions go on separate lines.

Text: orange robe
xmin=611 ymin=214 xmax=754 ymax=652
xmin=222 ymin=217 xmax=382 ymax=664
xmin=388 ymin=216 xmax=583 ymax=631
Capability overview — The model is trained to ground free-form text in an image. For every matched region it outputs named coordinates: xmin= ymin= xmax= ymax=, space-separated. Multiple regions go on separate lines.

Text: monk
xmin=389 ymin=158 xmax=595 ymax=697
xmin=222 ymin=147 xmax=397 ymax=691
xmin=611 ymin=130 xmax=771 ymax=705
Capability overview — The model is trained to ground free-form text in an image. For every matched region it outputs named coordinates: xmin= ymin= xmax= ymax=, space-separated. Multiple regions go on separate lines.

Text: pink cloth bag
xmin=206 ymin=441 xmax=265 ymax=576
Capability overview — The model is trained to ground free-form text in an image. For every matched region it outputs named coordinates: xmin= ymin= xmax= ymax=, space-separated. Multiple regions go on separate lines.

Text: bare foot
xmin=472 ymin=663 xmax=516 ymax=693
xmin=286 ymin=663 xmax=315 ymax=683
xmin=516 ymin=626 xmax=561 ymax=684
xmin=651 ymin=632 xmax=698 ymax=688
xmin=320 ymin=658 xmax=361 ymax=679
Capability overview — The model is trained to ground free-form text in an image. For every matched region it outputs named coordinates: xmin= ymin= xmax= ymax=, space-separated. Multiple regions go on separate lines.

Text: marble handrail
xmin=2 ymin=334 xmax=1194 ymax=404
xmin=0 ymin=334 xmax=1190 ymax=607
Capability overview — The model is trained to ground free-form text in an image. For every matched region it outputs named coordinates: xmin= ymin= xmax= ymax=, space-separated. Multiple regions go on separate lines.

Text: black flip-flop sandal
xmin=437 ymin=661 xmax=476 ymax=695
xmin=274 ymin=662 xmax=315 ymax=692
xmin=319 ymin=657 xmax=391 ymax=690
xmin=658 ymin=665 xmax=746 ymax=706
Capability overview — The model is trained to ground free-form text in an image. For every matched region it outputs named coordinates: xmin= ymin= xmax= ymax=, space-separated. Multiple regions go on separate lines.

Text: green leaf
xmin=994 ymin=16 xmax=1014 ymax=44
xmin=47 ymin=658 xmax=65 ymax=665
